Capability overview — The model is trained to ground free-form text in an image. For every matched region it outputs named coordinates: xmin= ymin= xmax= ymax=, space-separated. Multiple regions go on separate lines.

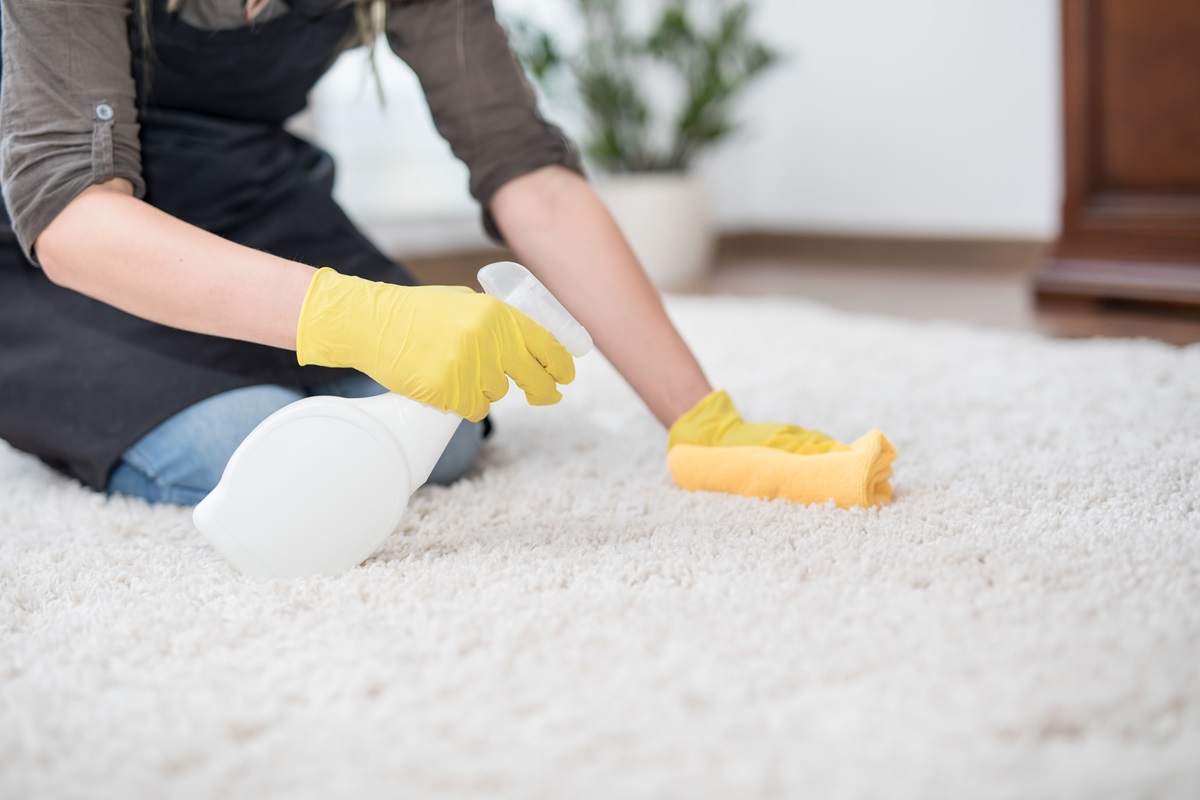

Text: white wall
xmin=700 ymin=0 xmax=1062 ymax=239
xmin=307 ymin=0 xmax=1062 ymax=254
xmin=306 ymin=45 xmax=490 ymax=255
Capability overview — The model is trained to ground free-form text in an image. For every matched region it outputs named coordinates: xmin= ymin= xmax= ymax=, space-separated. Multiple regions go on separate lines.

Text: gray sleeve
xmin=1 ymin=0 xmax=145 ymax=265
xmin=384 ymin=0 xmax=583 ymax=240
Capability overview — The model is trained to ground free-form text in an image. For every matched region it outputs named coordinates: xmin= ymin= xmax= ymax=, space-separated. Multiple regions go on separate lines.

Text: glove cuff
xmin=295 ymin=267 xmax=372 ymax=370
xmin=667 ymin=389 xmax=742 ymax=449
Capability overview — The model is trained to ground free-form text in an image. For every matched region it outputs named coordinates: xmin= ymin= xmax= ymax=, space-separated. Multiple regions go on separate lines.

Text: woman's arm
xmin=36 ymin=179 xmax=315 ymax=350
xmin=35 ymin=178 xmax=572 ymax=422
xmin=489 ymin=165 xmax=713 ymax=427
xmin=387 ymin=0 xmax=707 ymax=423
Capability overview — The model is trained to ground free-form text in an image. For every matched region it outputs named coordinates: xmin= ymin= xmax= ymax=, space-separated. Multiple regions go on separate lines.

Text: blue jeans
xmin=106 ymin=373 xmax=486 ymax=506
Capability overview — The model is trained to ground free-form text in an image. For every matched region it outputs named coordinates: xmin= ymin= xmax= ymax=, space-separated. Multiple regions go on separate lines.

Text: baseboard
xmin=718 ymin=232 xmax=1050 ymax=271
xmin=398 ymin=233 xmax=1051 ymax=289
xmin=1036 ymin=257 xmax=1200 ymax=307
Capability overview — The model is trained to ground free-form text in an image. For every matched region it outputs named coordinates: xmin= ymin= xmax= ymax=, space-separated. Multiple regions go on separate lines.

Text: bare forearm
xmin=490 ymin=166 xmax=712 ymax=426
xmin=35 ymin=180 xmax=315 ymax=350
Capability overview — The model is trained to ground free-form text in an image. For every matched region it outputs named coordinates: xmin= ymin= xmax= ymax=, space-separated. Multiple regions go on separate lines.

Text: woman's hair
xmin=352 ymin=0 xmax=388 ymax=100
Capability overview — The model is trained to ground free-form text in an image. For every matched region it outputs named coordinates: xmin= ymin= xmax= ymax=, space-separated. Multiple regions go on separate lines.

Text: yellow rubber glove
xmin=667 ymin=391 xmax=896 ymax=508
xmin=668 ymin=390 xmax=850 ymax=454
xmin=296 ymin=268 xmax=575 ymax=422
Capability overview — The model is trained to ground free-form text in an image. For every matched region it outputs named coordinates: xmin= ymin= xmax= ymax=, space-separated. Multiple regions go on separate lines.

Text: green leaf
xmin=518 ymin=0 xmax=780 ymax=172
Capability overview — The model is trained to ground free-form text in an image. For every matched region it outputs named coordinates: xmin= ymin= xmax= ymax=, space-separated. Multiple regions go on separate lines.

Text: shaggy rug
xmin=1 ymin=296 xmax=1198 ymax=799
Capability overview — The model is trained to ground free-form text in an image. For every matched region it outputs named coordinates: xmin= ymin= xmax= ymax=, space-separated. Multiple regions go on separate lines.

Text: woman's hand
xmin=667 ymin=390 xmax=849 ymax=454
xmin=296 ymin=268 xmax=575 ymax=421
xmin=667 ymin=390 xmax=895 ymax=508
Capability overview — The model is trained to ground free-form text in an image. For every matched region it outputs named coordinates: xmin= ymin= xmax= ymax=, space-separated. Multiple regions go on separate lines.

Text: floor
xmin=406 ymin=240 xmax=1200 ymax=346
xmin=7 ymin=285 xmax=1198 ymax=798
xmin=703 ymin=238 xmax=1200 ymax=346
xmin=707 ymin=260 xmax=1200 ymax=346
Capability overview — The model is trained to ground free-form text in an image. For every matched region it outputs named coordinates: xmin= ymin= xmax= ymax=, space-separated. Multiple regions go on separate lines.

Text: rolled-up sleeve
xmin=385 ymin=0 xmax=583 ymax=239
xmin=1 ymin=0 xmax=145 ymax=265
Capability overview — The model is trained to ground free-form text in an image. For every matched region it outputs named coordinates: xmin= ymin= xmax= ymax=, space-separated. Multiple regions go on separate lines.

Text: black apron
xmin=0 ymin=0 xmax=417 ymax=491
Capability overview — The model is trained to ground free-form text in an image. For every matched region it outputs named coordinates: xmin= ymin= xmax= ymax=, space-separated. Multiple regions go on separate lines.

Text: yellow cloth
xmin=668 ymin=432 xmax=896 ymax=508
xmin=296 ymin=267 xmax=574 ymax=421
xmin=667 ymin=391 xmax=896 ymax=508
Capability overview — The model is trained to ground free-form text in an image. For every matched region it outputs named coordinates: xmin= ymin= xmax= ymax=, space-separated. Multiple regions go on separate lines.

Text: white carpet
xmin=2 ymin=296 xmax=1199 ymax=799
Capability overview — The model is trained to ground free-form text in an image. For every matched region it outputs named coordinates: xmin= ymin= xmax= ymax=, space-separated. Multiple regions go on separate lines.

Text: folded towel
xmin=668 ymin=430 xmax=896 ymax=509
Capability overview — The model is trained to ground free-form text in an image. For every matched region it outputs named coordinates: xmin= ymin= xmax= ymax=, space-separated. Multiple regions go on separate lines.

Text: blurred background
xmin=298 ymin=0 xmax=1200 ymax=344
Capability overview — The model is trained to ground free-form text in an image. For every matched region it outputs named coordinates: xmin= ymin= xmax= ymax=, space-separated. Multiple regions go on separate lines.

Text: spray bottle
xmin=192 ymin=262 xmax=592 ymax=578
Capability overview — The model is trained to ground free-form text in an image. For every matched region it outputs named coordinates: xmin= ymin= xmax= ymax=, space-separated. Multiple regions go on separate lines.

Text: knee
xmin=108 ymin=385 xmax=304 ymax=505
xmin=425 ymin=418 xmax=487 ymax=486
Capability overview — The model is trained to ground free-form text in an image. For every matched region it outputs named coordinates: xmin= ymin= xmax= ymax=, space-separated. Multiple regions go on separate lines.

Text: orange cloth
xmin=668 ymin=430 xmax=896 ymax=509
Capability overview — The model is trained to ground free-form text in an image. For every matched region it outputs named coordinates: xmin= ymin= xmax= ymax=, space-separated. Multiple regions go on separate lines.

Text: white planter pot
xmin=594 ymin=173 xmax=716 ymax=291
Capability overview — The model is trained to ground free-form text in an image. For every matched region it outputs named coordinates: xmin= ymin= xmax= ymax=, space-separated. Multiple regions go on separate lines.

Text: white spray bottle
xmin=192 ymin=262 xmax=592 ymax=579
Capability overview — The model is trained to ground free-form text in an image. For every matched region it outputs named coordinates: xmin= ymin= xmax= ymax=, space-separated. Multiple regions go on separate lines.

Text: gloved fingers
xmin=743 ymin=422 xmax=849 ymax=454
xmin=667 ymin=390 xmax=856 ymax=456
xmin=502 ymin=346 xmax=563 ymax=406
xmin=513 ymin=312 xmax=576 ymax=385
xmin=524 ymin=385 xmax=563 ymax=407
xmin=767 ymin=427 xmax=851 ymax=454
xmin=697 ymin=417 xmax=848 ymax=454
xmin=460 ymin=393 xmax=491 ymax=423
xmin=480 ymin=361 xmax=510 ymax=403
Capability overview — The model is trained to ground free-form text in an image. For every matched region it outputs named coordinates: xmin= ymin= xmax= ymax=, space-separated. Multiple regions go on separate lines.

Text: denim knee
xmin=426 ymin=419 xmax=487 ymax=486
xmin=107 ymin=385 xmax=304 ymax=505
xmin=107 ymin=377 xmax=489 ymax=506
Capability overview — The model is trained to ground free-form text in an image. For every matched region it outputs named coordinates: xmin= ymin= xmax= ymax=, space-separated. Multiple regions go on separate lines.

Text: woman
xmin=0 ymin=0 xmax=883 ymax=508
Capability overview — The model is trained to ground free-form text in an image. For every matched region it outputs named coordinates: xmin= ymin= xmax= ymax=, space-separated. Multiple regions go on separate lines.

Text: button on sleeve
xmin=1 ymin=0 xmax=146 ymax=265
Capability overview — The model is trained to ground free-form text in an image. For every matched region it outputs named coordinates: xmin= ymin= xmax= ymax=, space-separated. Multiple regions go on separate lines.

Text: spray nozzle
xmin=478 ymin=261 xmax=593 ymax=358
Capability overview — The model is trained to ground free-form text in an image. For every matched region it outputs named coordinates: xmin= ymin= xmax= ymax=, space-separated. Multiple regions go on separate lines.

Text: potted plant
xmin=511 ymin=0 xmax=780 ymax=290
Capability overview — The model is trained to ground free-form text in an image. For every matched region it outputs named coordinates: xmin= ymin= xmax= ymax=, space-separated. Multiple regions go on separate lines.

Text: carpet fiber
xmin=2 ymin=297 xmax=1199 ymax=799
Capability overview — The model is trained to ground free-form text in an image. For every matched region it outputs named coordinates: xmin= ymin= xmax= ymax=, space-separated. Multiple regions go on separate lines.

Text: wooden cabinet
xmin=1037 ymin=0 xmax=1200 ymax=305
